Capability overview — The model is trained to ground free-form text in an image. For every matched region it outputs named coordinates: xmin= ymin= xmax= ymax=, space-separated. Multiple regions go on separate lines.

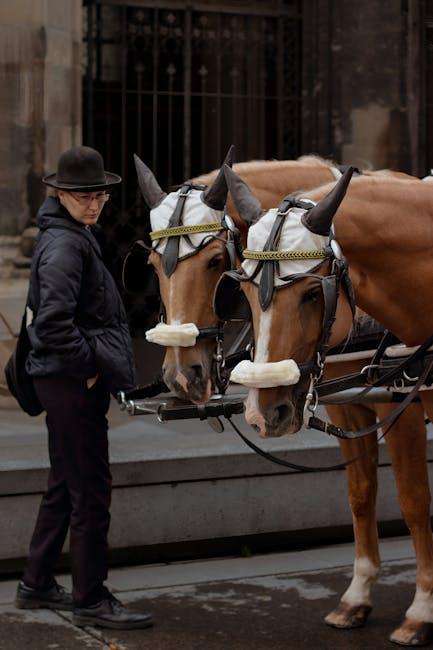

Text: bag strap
xmin=0 ymin=311 xmax=16 ymax=338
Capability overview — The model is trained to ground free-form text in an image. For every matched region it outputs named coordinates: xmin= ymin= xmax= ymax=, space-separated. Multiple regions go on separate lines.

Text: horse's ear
xmin=223 ymin=165 xmax=262 ymax=224
xmin=134 ymin=154 xmax=167 ymax=209
xmin=301 ymin=166 xmax=354 ymax=235
xmin=201 ymin=144 xmax=235 ymax=210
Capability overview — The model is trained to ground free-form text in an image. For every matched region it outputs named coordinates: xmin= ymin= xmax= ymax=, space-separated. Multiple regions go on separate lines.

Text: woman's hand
xmin=86 ymin=374 xmax=99 ymax=389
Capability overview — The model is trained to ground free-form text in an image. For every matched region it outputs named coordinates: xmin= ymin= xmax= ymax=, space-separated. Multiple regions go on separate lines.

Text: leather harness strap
xmin=162 ymin=183 xmax=194 ymax=277
xmin=226 ymin=415 xmax=359 ymax=472
xmin=257 ymin=196 xmax=317 ymax=311
xmin=309 ymin=359 xmax=433 ymax=440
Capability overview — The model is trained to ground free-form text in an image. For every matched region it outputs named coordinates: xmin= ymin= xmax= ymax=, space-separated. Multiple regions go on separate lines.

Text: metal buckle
xmin=315 ymin=352 xmax=325 ymax=381
xmin=403 ymin=370 xmax=420 ymax=382
xmin=277 ymin=205 xmax=293 ymax=216
xmin=360 ymin=363 xmax=380 ymax=376
xmin=215 ymin=337 xmax=225 ymax=368
xmin=393 ymin=378 xmax=405 ymax=391
xmin=303 ymin=375 xmax=319 ymax=427
xmin=246 ymin=343 xmax=255 ymax=361
xmin=214 ymin=336 xmax=228 ymax=392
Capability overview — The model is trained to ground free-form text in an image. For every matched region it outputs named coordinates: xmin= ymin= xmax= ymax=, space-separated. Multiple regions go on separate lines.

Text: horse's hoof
xmin=390 ymin=618 xmax=433 ymax=646
xmin=324 ymin=601 xmax=372 ymax=629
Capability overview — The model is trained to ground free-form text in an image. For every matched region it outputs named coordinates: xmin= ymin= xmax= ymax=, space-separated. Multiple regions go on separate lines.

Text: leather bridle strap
xmin=162 ymin=183 xmax=194 ymax=277
xmin=310 ymin=357 xmax=433 ymax=439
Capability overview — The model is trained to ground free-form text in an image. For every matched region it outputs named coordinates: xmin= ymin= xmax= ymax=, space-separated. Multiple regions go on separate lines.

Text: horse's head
xmin=134 ymin=146 xmax=249 ymax=403
xmin=217 ymin=166 xmax=355 ymax=436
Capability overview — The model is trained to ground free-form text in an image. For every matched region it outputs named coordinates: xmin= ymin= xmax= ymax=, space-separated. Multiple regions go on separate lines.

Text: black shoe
xmin=15 ymin=580 xmax=74 ymax=611
xmin=72 ymin=595 xmax=153 ymax=630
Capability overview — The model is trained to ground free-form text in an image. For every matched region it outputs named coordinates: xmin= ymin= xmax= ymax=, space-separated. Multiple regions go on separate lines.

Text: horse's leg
xmin=376 ymin=402 xmax=433 ymax=646
xmin=324 ymin=402 xmax=380 ymax=629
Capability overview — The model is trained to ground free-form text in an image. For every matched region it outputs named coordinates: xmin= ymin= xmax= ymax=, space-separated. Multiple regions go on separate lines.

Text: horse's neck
xmin=328 ymin=178 xmax=433 ymax=345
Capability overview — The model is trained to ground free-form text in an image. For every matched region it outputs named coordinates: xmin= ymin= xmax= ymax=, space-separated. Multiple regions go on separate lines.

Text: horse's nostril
xmin=190 ymin=365 xmax=203 ymax=380
xmin=276 ymin=403 xmax=290 ymax=423
xmin=268 ymin=402 xmax=291 ymax=429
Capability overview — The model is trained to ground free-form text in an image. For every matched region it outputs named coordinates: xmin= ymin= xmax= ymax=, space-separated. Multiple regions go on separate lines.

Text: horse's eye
xmin=302 ymin=288 xmax=322 ymax=304
xmin=207 ymin=256 xmax=223 ymax=269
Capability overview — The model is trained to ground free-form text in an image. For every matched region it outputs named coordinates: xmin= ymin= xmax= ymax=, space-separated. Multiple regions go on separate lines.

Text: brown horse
xmin=221 ymin=167 xmax=433 ymax=646
xmin=135 ymin=155 xmax=427 ymax=644
xmin=137 ymin=152 xmax=410 ymax=401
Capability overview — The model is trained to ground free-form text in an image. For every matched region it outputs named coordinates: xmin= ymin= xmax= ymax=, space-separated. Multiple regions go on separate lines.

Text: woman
xmin=15 ymin=146 xmax=153 ymax=630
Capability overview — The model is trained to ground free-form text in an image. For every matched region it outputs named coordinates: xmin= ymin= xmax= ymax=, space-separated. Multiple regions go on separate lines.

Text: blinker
xmin=213 ymin=273 xmax=251 ymax=322
xmin=122 ymin=242 xmax=160 ymax=298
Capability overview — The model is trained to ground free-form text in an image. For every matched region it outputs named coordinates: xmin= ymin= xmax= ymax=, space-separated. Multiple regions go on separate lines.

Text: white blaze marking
xmin=406 ymin=587 xmax=433 ymax=623
xmin=167 ymin=274 xmax=186 ymax=371
xmin=342 ymin=557 xmax=378 ymax=606
xmin=255 ymin=306 xmax=273 ymax=363
xmin=245 ymin=389 xmax=265 ymax=434
xmin=245 ymin=305 xmax=273 ymax=434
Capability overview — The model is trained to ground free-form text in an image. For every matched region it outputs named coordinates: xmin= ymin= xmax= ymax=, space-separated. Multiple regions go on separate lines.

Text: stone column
xmin=0 ymin=0 xmax=82 ymax=260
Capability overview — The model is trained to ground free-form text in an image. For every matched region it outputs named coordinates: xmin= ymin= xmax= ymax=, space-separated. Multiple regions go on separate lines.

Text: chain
xmin=242 ymin=249 xmax=328 ymax=261
xmin=150 ymin=222 xmax=223 ymax=241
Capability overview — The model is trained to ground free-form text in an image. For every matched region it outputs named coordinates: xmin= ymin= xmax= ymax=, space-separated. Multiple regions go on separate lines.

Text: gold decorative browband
xmin=150 ymin=222 xmax=224 ymax=241
xmin=242 ymin=249 xmax=328 ymax=261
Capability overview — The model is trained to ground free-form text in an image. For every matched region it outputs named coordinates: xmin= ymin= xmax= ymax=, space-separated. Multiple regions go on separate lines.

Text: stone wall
xmin=0 ymin=0 xmax=82 ymax=235
xmin=303 ymin=0 xmax=418 ymax=174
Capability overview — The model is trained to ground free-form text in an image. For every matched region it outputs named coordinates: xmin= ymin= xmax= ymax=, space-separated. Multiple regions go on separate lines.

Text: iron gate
xmin=82 ymin=0 xmax=302 ymax=328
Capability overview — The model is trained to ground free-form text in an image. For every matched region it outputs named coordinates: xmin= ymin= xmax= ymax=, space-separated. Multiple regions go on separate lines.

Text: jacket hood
xmin=37 ymin=196 xmax=85 ymax=231
xmin=36 ymin=196 xmax=102 ymax=256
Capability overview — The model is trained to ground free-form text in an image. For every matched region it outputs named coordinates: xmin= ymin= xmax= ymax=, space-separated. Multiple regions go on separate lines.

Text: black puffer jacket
xmin=26 ymin=197 xmax=136 ymax=395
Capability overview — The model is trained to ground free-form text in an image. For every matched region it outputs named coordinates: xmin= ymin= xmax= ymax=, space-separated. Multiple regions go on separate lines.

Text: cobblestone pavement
xmin=0 ymin=538 xmax=419 ymax=649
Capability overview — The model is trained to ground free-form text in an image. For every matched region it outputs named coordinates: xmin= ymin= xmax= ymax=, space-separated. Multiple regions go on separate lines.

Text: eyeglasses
xmin=69 ymin=192 xmax=110 ymax=208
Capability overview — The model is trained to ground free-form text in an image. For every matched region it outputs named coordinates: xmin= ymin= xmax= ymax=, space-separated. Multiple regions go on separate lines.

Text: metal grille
xmin=82 ymin=0 xmax=302 ymax=328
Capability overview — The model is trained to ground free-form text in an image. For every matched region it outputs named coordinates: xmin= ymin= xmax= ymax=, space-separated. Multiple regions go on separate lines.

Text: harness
xmin=214 ymin=191 xmax=433 ymax=453
xmin=121 ymin=168 xmax=433 ymax=473
xmin=215 ymin=194 xmax=356 ymax=391
xmin=123 ymin=181 xmax=244 ymax=393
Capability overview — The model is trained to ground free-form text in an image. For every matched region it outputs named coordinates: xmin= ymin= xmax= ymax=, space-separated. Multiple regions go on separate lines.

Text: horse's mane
xmin=296 ymin=154 xmax=335 ymax=167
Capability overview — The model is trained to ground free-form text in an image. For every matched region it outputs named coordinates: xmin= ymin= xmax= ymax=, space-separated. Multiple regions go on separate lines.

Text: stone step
xmin=1 ymin=402 xmax=432 ymax=562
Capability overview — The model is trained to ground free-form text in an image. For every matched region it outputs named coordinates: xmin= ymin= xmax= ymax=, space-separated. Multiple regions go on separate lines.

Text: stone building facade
xmin=0 ymin=0 xmax=431 ymax=237
xmin=0 ymin=0 xmax=81 ymax=236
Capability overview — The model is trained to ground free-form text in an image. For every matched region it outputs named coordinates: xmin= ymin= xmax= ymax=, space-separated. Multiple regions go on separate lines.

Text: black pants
xmin=22 ymin=375 xmax=111 ymax=607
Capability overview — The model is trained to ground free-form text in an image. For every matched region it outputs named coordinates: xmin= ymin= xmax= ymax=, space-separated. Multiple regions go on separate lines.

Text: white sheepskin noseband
xmin=230 ymin=359 xmax=301 ymax=389
xmin=145 ymin=323 xmax=199 ymax=347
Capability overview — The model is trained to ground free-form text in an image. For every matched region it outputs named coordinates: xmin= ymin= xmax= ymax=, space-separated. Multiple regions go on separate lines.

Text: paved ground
xmin=0 ymin=536 xmax=420 ymax=649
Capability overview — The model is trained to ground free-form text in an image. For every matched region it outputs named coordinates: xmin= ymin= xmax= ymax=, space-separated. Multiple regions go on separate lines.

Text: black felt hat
xmin=43 ymin=146 xmax=121 ymax=191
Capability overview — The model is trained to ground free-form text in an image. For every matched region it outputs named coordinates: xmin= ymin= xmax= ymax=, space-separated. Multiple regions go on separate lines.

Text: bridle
xmin=146 ymin=181 xmax=243 ymax=393
xmin=219 ymin=194 xmax=356 ymax=412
